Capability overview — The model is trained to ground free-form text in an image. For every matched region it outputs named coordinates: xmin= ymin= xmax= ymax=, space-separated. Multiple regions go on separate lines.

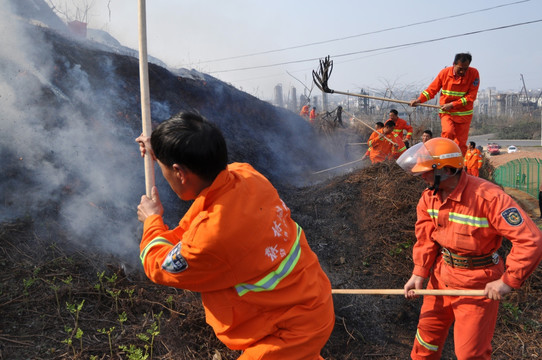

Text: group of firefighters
xmin=135 ymin=52 xmax=542 ymax=360
xmin=363 ymin=108 xmax=484 ymax=178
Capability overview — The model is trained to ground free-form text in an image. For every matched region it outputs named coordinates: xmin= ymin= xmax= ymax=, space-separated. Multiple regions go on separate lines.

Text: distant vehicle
xmin=508 ymin=145 xmax=518 ymax=153
xmin=487 ymin=143 xmax=500 ymax=155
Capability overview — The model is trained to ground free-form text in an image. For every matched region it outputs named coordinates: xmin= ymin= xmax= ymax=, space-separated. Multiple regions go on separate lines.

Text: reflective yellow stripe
xmin=427 ymin=209 xmax=438 ymax=219
xmin=441 ymin=89 xmax=466 ymax=97
xmin=460 ymin=97 xmax=467 ymax=106
xmin=422 ymin=91 xmax=430 ymax=101
xmin=416 ymin=329 xmax=439 ymax=352
xmin=439 ymin=109 xmax=473 ymax=116
xmin=235 ymin=224 xmax=302 ymax=297
xmin=449 ymin=212 xmax=489 ymax=228
xmin=140 ymin=237 xmax=173 ymax=264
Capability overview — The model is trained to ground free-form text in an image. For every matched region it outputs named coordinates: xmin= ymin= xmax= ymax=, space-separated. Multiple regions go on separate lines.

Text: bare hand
xmin=137 ymin=186 xmax=164 ymax=222
xmin=135 ymin=134 xmax=156 ymax=160
xmin=440 ymin=103 xmax=454 ymax=112
xmin=409 ymin=99 xmax=420 ymax=107
xmin=484 ymin=279 xmax=512 ymax=300
xmin=404 ymin=274 xmax=425 ymax=299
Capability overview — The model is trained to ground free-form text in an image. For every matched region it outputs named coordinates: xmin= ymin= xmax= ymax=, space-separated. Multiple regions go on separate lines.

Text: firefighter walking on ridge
xmin=397 ymin=138 xmax=542 ymax=360
xmin=409 ymin=53 xmax=480 ymax=156
xmin=136 ymin=112 xmax=335 ymax=360
xmin=464 ymin=141 xmax=483 ymax=177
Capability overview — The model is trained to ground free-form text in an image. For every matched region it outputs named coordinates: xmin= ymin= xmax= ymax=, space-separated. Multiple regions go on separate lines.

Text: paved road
xmin=469 ymin=134 xmax=542 ymax=149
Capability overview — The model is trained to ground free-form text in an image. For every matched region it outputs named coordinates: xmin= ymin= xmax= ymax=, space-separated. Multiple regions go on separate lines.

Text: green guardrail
xmin=493 ymin=158 xmax=541 ymax=199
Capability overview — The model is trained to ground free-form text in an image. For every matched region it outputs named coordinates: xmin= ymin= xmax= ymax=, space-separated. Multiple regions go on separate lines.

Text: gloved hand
xmin=404 ymin=140 xmax=410 ymax=149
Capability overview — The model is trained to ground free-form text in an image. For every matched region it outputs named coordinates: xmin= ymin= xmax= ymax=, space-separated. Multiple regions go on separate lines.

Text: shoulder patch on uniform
xmin=501 ymin=207 xmax=523 ymax=226
xmin=473 ymin=78 xmax=480 ymax=86
xmin=162 ymin=243 xmax=188 ymax=273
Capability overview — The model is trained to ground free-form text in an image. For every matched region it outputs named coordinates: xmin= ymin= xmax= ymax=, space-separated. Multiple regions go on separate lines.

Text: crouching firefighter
xmin=136 ymin=112 xmax=335 ymax=360
xmin=396 ymin=137 xmax=542 ymax=360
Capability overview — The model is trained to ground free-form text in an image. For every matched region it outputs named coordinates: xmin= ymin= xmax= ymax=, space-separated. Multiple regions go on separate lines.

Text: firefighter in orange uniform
xmin=464 ymin=141 xmax=483 ymax=177
xmin=409 ymin=53 xmax=480 ymax=156
xmin=388 ymin=109 xmax=413 ymax=147
xmin=309 ymin=107 xmax=317 ymax=124
xmin=367 ymin=120 xmax=406 ymax=163
xmin=397 ymin=138 xmax=542 ymax=360
xmin=136 ymin=112 xmax=335 ymax=360
xmin=300 ymin=104 xmax=310 ymax=119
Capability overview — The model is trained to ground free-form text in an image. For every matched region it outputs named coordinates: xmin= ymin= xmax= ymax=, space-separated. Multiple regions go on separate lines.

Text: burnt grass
xmin=1 ymin=20 xmax=542 ymax=359
xmin=1 ymin=161 xmax=542 ymax=359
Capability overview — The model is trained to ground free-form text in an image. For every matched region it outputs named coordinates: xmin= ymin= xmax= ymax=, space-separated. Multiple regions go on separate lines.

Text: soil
xmin=2 ymin=158 xmax=541 ymax=359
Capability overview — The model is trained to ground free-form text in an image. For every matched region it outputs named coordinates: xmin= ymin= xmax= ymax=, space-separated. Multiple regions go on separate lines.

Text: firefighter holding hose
xmin=136 ymin=112 xmax=334 ymax=360
xmin=397 ymin=138 xmax=542 ymax=359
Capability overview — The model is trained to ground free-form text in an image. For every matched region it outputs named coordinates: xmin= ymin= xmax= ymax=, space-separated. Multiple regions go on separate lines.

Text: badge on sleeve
xmin=162 ymin=243 xmax=188 ymax=273
xmin=501 ymin=207 xmax=523 ymax=226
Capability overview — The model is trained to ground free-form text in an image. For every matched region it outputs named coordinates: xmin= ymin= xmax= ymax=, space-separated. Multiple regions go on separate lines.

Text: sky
xmin=57 ymin=0 xmax=542 ymax=101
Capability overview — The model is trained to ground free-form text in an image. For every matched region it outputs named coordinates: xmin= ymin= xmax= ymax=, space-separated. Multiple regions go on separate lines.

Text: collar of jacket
xmin=178 ymin=164 xmax=237 ymax=230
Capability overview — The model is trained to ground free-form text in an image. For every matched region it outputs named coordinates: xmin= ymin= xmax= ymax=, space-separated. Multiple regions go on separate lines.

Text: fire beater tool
xmin=312 ymin=56 xmax=440 ymax=109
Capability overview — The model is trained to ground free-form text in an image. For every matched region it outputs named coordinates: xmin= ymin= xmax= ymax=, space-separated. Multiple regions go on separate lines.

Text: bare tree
xmin=45 ymin=0 xmax=96 ymax=23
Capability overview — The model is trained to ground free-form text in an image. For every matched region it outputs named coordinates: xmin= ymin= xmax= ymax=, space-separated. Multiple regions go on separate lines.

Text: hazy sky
xmin=80 ymin=0 xmax=542 ymax=100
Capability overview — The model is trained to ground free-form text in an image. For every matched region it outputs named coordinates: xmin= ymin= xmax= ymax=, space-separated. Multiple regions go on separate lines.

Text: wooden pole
xmin=138 ymin=0 xmax=155 ymax=196
xmin=332 ymin=289 xmax=486 ymax=296
xmin=332 ymin=90 xmax=441 ymax=109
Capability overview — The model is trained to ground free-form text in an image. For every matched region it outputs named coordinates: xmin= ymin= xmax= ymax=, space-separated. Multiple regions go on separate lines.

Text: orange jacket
xmin=140 ymin=163 xmax=334 ymax=351
xmin=417 ymin=66 xmax=480 ymax=122
xmin=413 ymin=171 xmax=542 ymax=289
xmin=391 ymin=117 xmax=413 ymax=140
xmin=309 ymin=108 xmax=316 ymax=120
xmin=367 ymin=129 xmax=406 ymax=163
xmin=464 ymin=148 xmax=483 ymax=170
xmin=300 ymin=105 xmax=309 ymax=116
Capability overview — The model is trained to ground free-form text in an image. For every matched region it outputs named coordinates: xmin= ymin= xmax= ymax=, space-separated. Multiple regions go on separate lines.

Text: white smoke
xmin=0 ymin=0 xmax=145 ymax=264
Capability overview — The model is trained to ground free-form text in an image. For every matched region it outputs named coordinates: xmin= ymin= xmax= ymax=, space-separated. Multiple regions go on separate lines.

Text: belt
xmin=441 ymin=247 xmax=499 ymax=269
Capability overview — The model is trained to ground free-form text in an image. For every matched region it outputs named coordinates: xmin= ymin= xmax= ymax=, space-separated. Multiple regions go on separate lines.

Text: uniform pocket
xmin=453 ymin=226 xmax=479 ymax=253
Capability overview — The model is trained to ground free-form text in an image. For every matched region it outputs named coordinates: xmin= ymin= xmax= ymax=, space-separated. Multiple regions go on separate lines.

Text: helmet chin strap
xmin=428 ymin=168 xmax=459 ymax=195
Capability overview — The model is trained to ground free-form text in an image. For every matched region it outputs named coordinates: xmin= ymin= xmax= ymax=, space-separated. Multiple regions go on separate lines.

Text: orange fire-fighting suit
xmin=415 ymin=66 xmax=480 ymax=156
xmin=464 ymin=147 xmax=483 ymax=177
xmin=411 ymin=171 xmax=542 ymax=359
xmin=391 ymin=117 xmax=413 ymax=142
xmin=309 ymin=108 xmax=316 ymax=123
xmin=300 ymin=105 xmax=309 ymax=118
xmin=140 ymin=163 xmax=335 ymax=360
xmin=367 ymin=129 xmax=406 ymax=163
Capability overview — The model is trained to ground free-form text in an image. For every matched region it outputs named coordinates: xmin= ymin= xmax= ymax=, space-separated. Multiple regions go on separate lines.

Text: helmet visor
xmin=396 ymin=142 xmax=434 ymax=175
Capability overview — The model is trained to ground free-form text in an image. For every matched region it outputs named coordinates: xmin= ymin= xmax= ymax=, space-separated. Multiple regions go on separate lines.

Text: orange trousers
xmin=466 ymin=167 xmax=479 ymax=177
xmin=440 ymin=114 xmax=472 ymax=156
xmin=411 ymin=275 xmax=499 ymax=360
xmin=239 ymin=300 xmax=334 ymax=360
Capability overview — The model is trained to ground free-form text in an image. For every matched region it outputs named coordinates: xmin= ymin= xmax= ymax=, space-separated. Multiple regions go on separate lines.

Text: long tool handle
xmin=333 ymin=90 xmax=440 ymax=109
xmin=332 ymin=289 xmax=486 ymax=296
xmin=138 ymin=0 xmax=155 ymax=196
xmin=343 ymin=110 xmax=396 ymax=145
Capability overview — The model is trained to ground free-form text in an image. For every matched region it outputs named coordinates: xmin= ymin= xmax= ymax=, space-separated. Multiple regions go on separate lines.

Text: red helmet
xmin=397 ymin=138 xmax=463 ymax=174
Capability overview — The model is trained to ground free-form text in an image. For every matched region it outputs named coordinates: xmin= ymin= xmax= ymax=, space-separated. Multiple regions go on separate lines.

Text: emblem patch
xmin=162 ymin=243 xmax=188 ymax=273
xmin=473 ymin=78 xmax=480 ymax=86
xmin=501 ymin=207 xmax=523 ymax=226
